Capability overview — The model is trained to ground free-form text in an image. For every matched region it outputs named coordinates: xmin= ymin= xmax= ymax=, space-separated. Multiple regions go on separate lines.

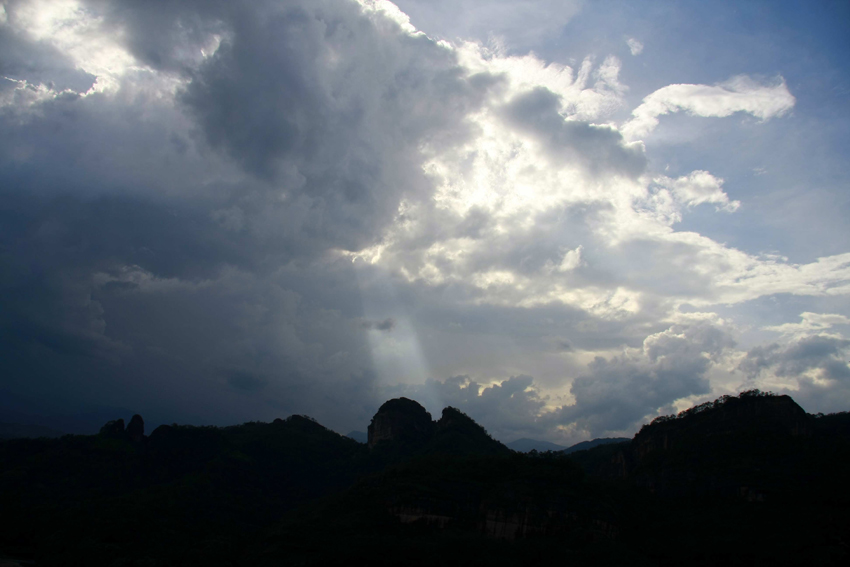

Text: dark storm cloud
xmin=175 ymin=0 xmax=497 ymax=252
xmin=501 ymin=87 xmax=646 ymax=178
xmin=739 ymin=334 xmax=850 ymax=414
xmin=361 ymin=318 xmax=396 ymax=331
xmin=437 ymin=375 xmax=546 ymax=437
xmin=557 ymin=321 xmax=735 ymax=435
xmin=563 ymin=355 xmax=708 ymax=434
xmin=0 ymin=0 xmax=501 ymax=432
xmin=226 ymin=371 xmax=269 ymax=392
xmin=0 ymin=19 xmax=96 ymax=93
xmin=740 ymin=335 xmax=850 ymax=380
xmin=94 ymin=0 xmax=230 ymax=74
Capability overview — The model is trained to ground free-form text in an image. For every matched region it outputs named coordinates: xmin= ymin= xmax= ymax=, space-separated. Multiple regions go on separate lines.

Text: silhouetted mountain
xmin=560 ymin=437 xmax=630 ymax=455
xmin=565 ymin=390 xmax=850 ymax=566
xmin=430 ymin=406 xmax=512 ymax=456
xmin=368 ymin=397 xmax=435 ymax=449
xmin=570 ymin=390 xmax=820 ymax=491
xmin=368 ymin=398 xmax=512 ymax=457
xmin=1 ymin=392 xmax=848 ymax=566
xmin=0 ymin=413 xmax=369 ymax=566
xmin=506 ymin=438 xmax=567 ymax=452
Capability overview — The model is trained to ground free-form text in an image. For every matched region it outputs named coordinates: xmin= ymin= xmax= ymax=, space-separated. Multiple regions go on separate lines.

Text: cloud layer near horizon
xmin=1 ymin=0 xmax=848 ymax=442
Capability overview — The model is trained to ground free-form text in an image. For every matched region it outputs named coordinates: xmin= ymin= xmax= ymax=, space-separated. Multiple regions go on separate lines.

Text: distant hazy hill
xmin=506 ymin=438 xmax=566 ymax=452
xmin=346 ymin=430 xmax=367 ymax=443
xmin=560 ymin=437 xmax=630 ymax=454
xmin=0 ymin=422 xmax=64 ymax=439
xmin=506 ymin=437 xmax=631 ymax=453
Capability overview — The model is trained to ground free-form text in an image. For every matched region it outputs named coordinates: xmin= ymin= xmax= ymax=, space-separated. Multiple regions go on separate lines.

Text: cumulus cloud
xmin=655 ymin=171 xmax=740 ymax=212
xmin=557 ymin=318 xmax=736 ymax=435
xmin=386 ymin=316 xmax=739 ymax=443
xmin=501 ymin=86 xmax=646 ymax=177
xmin=740 ymin=334 xmax=850 ymax=413
xmin=740 ymin=335 xmax=850 ymax=380
xmin=623 ymin=75 xmax=796 ymax=140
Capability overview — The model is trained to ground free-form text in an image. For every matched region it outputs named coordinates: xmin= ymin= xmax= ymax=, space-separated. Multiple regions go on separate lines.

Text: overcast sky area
xmin=1 ymin=0 xmax=849 ymax=444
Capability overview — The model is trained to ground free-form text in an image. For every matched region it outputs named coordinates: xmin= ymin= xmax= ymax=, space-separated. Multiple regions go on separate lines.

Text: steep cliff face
xmin=367 ymin=398 xmax=434 ymax=449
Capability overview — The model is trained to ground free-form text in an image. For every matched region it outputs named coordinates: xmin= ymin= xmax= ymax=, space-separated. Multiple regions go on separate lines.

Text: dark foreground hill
xmin=1 ymin=392 xmax=849 ymax=566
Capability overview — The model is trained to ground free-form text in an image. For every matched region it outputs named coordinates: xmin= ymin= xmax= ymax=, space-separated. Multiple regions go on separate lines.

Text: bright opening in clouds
xmin=2 ymin=0 xmax=849 ymax=444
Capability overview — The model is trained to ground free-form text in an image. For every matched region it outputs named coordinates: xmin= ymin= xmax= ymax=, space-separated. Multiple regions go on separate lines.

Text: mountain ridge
xmin=1 ymin=390 xmax=848 ymax=566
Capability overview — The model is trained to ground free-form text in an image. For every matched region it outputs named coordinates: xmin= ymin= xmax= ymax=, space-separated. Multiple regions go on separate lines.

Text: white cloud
xmin=764 ymin=312 xmax=850 ymax=337
xmin=553 ymin=318 xmax=737 ymax=436
xmin=626 ymin=37 xmax=643 ymax=56
xmin=623 ymin=75 xmax=796 ymax=141
xmin=0 ymin=76 xmax=64 ymax=110
xmin=655 ymin=170 xmax=740 ymax=212
xmin=9 ymin=0 xmax=140 ymax=93
xmin=356 ymin=0 xmax=418 ymax=34
xmin=457 ymin=45 xmax=628 ymax=121
xmin=543 ymin=245 xmax=583 ymax=273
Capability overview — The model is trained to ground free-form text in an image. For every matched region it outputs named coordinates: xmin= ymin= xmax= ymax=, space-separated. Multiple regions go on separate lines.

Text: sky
xmin=1 ymin=0 xmax=849 ymax=444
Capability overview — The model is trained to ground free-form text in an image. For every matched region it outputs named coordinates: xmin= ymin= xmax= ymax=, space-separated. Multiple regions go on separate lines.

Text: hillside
xmin=0 ymin=422 xmax=64 ymax=439
xmin=0 ymin=392 xmax=848 ymax=566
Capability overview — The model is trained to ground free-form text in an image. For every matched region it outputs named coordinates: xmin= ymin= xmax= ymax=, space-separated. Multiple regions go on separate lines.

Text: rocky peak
xmin=99 ymin=419 xmax=125 ymax=439
xmin=432 ymin=406 xmax=511 ymax=456
xmin=126 ymin=414 xmax=145 ymax=442
xmin=436 ymin=406 xmax=489 ymax=436
xmin=99 ymin=415 xmax=146 ymax=442
xmin=367 ymin=397 xmax=434 ymax=449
